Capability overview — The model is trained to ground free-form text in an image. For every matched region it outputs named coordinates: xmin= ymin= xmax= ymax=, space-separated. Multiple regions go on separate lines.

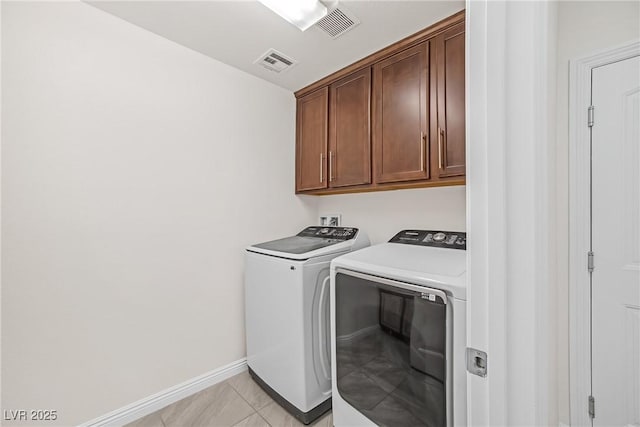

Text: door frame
xmin=466 ymin=1 xmax=557 ymax=425
xmin=568 ymin=39 xmax=640 ymax=427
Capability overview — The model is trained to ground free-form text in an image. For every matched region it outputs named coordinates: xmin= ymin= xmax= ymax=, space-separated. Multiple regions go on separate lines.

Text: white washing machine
xmin=245 ymin=226 xmax=369 ymax=424
xmin=330 ymin=230 xmax=467 ymax=427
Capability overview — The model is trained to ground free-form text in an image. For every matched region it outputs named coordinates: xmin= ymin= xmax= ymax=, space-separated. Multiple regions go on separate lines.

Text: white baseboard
xmin=559 ymin=422 xmax=570 ymax=427
xmin=80 ymin=358 xmax=247 ymax=427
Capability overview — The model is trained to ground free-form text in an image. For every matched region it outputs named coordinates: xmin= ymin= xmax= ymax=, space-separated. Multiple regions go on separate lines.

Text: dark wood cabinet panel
xmin=373 ymin=42 xmax=429 ymax=184
xmin=329 ymin=68 xmax=371 ymax=188
xmin=433 ymin=22 xmax=465 ymax=178
xmin=296 ymin=88 xmax=328 ymax=192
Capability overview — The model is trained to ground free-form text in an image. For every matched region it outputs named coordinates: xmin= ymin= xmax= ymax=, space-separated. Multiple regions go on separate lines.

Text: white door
xmin=591 ymin=55 xmax=640 ymax=427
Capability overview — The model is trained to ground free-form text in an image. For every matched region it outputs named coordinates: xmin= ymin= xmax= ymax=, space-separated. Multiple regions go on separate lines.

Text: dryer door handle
xmin=317 ymin=275 xmax=331 ymax=384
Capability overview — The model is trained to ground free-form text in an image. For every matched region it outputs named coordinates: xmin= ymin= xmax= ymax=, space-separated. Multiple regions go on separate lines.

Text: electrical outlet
xmin=320 ymin=214 xmax=341 ymax=227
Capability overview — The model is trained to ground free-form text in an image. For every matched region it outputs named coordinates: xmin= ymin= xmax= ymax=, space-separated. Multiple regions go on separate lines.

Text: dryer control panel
xmin=297 ymin=226 xmax=358 ymax=240
xmin=389 ymin=230 xmax=466 ymax=250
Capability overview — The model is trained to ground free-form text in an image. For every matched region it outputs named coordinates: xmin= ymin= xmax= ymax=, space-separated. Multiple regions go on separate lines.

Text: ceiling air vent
xmin=315 ymin=6 xmax=360 ymax=39
xmin=254 ymin=49 xmax=297 ymax=73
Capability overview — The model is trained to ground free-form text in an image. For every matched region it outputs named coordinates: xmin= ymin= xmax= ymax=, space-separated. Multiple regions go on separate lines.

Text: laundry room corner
xmin=3 ymin=0 xmax=637 ymax=426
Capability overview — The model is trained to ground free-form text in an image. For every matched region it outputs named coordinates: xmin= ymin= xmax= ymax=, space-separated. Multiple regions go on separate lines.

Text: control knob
xmin=433 ymin=232 xmax=447 ymax=242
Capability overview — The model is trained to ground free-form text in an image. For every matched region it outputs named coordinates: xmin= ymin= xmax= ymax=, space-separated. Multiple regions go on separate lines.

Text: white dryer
xmin=330 ymin=230 xmax=467 ymax=427
xmin=245 ymin=226 xmax=369 ymax=424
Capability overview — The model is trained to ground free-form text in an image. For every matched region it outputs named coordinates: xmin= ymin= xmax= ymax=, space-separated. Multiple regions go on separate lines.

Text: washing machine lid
xmin=251 ymin=235 xmax=339 ymax=254
xmin=247 ymin=226 xmax=363 ymax=260
xmin=331 ymin=230 xmax=467 ymax=299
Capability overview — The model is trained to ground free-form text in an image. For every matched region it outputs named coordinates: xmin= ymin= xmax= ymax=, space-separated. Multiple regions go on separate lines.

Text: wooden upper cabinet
xmin=294 ymin=11 xmax=465 ymax=195
xmin=296 ymin=87 xmax=328 ymax=192
xmin=433 ymin=22 xmax=465 ymax=178
xmin=329 ymin=68 xmax=371 ymax=188
xmin=373 ymin=42 xmax=429 ymax=184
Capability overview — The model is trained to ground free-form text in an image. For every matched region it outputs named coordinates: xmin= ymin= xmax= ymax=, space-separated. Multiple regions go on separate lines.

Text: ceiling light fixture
xmin=258 ymin=0 xmax=328 ymax=31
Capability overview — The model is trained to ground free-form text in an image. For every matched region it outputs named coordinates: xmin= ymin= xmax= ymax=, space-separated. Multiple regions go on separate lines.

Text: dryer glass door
xmin=334 ymin=270 xmax=449 ymax=426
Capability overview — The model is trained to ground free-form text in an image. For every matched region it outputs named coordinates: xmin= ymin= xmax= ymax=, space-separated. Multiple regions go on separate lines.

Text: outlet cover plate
xmin=320 ymin=214 xmax=341 ymax=227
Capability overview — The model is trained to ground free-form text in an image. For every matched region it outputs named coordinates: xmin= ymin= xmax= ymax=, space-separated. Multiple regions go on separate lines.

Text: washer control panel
xmin=297 ymin=226 xmax=358 ymax=241
xmin=389 ymin=230 xmax=466 ymax=250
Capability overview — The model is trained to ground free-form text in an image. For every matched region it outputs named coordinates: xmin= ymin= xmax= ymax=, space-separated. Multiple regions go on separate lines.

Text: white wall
xmin=555 ymin=2 xmax=640 ymax=424
xmin=1 ymin=2 xmax=317 ymax=425
xmin=316 ymin=186 xmax=466 ymax=245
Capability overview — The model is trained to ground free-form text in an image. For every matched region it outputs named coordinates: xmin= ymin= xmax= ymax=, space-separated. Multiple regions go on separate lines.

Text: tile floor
xmin=335 ymin=328 xmax=444 ymax=427
xmin=126 ymin=371 xmax=333 ymax=427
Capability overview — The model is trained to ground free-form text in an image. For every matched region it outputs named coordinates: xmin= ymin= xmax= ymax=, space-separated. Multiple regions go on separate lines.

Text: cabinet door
xmin=373 ymin=42 xmax=429 ymax=184
xmin=434 ymin=23 xmax=465 ymax=178
xmin=296 ymin=87 xmax=328 ymax=192
xmin=329 ymin=68 xmax=371 ymax=188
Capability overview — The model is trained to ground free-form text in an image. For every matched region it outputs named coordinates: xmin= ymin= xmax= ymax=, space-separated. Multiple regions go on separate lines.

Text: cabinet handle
xmin=320 ymin=153 xmax=324 ymax=183
xmin=329 ymin=151 xmax=334 ymax=182
xmin=438 ymin=128 xmax=445 ymax=170
xmin=420 ymin=132 xmax=426 ymax=171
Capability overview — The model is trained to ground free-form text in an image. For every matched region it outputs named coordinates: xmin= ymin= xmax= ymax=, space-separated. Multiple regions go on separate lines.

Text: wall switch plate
xmin=320 ymin=214 xmax=341 ymax=227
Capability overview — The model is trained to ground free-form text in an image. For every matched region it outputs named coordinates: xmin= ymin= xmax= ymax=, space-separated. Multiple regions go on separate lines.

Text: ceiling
xmin=88 ymin=1 xmax=465 ymax=92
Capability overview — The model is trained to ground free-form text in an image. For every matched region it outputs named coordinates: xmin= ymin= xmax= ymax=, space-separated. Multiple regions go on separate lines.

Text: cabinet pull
xmin=329 ymin=151 xmax=334 ymax=182
xmin=420 ymin=132 xmax=426 ymax=171
xmin=320 ymin=153 xmax=324 ymax=183
xmin=438 ymin=128 xmax=445 ymax=170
